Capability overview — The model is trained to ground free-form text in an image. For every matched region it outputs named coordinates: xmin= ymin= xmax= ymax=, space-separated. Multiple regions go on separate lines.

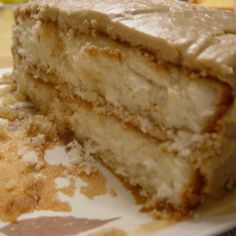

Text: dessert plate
xmin=0 ymin=68 xmax=235 ymax=236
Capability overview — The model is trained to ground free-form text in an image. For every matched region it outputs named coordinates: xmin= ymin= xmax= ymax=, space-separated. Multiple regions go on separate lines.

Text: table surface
xmin=0 ymin=4 xmax=235 ymax=236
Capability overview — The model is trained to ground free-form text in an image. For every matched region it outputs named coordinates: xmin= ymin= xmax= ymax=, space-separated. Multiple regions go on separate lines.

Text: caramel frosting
xmin=17 ymin=0 xmax=236 ymax=85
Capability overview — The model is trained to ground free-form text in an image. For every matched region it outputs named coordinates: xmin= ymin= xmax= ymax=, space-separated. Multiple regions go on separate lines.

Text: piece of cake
xmin=12 ymin=0 xmax=236 ymax=217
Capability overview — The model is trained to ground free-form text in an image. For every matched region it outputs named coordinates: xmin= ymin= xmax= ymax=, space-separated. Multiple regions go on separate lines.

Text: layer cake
xmin=12 ymin=0 xmax=236 ymax=216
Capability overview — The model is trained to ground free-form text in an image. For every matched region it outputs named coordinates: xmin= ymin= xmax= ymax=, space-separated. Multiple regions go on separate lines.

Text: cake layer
xmin=12 ymin=17 xmax=233 ymax=140
xmin=14 ymin=65 xmax=236 ymax=215
xmin=16 ymin=0 xmax=236 ymax=84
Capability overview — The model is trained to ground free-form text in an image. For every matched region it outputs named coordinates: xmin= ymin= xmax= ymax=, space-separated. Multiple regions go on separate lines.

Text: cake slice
xmin=12 ymin=0 xmax=236 ymax=217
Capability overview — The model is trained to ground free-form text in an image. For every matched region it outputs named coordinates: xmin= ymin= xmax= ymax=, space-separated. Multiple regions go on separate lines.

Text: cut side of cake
xmin=12 ymin=0 xmax=236 ymax=217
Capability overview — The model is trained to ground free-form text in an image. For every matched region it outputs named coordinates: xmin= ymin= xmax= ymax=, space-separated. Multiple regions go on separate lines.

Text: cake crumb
xmin=58 ymin=177 xmax=76 ymax=196
xmin=30 ymin=133 xmax=45 ymax=146
xmin=66 ymin=140 xmax=83 ymax=164
xmin=109 ymin=188 xmax=117 ymax=197
xmin=79 ymin=170 xmax=107 ymax=199
xmin=19 ymin=149 xmax=39 ymax=166
xmin=5 ymin=181 xmax=17 ymax=191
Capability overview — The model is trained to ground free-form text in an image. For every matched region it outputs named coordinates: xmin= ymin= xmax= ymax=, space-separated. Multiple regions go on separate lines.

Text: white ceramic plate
xmin=0 ymin=68 xmax=235 ymax=236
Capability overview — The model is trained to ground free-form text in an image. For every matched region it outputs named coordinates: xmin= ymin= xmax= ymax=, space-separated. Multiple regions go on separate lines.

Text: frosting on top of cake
xmin=18 ymin=0 xmax=236 ymax=84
